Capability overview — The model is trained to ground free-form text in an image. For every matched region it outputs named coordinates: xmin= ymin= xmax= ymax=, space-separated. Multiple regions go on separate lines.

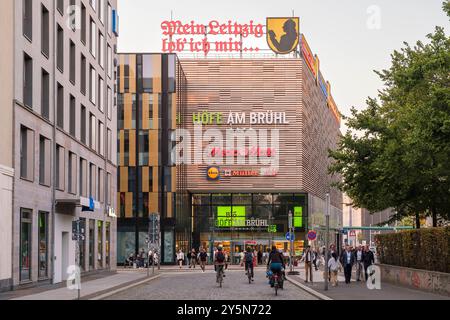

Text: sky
xmin=117 ymin=0 xmax=449 ymax=131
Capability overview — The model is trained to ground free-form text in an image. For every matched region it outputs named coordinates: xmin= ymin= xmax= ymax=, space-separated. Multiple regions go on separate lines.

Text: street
xmin=104 ymin=268 xmax=318 ymax=301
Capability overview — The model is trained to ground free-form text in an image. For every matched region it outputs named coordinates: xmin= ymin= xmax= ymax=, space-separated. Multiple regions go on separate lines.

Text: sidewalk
xmin=291 ymin=265 xmax=450 ymax=300
xmin=1 ymin=271 xmax=158 ymax=301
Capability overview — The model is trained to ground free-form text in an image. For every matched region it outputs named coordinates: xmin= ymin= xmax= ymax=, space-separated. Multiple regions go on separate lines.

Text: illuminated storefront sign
xmin=207 ymin=167 xmax=279 ymax=180
xmin=294 ymin=206 xmax=303 ymax=228
xmin=216 ymin=206 xmax=269 ymax=228
xmin=301 ymin=34 xmax=316 ymax=78
xmin=318 ymin=72 xmax=328 ymax=100
xmin=192 ymin=111 xmax=290 ymax=125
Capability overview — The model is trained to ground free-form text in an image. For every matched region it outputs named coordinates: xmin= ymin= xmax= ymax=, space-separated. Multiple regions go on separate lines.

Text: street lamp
xmin=287 ymin=210 xmax=299 ymax=275
xmin=324 ymin=193 xmax=330 ymax=291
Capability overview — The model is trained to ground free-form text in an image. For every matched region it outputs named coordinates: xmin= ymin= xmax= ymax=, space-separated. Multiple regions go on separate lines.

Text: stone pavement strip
xmin=292 ymin=265 xmax=450 ymax=301
xmin=104 ymin=268 xmax=319 ymax=300
xmin=11 ymin=271 xmax=156 ymax=300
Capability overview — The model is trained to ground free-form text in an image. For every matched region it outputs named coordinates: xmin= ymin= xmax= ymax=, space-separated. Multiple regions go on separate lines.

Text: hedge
xmin=375 ymin=227 xmax=450 ymax=273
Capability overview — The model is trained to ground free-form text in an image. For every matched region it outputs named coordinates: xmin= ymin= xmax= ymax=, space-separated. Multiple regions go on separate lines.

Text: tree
xmin=329 ymin=3 xmax=450 ymax=228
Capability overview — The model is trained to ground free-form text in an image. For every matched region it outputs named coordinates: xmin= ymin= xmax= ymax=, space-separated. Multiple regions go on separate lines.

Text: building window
xmin=20 ymin=209 xmax=32 ymax=282
xmin=69 ymin=95 xmax=76 ymax=137
xmin=20 ymin=126 xmax=34 ymax=181
xmin=23 ymin=0 xmax=33 ymax=41
xmin=98 ymin=121 xmax=104 ymax=156
xmin=89 ymin=163 xmax=96 ymax=199
xmin=99 ymin=32 xmax=105 ymax=68
xmin=90 ymin=0 xmax=97 ymax=11
xmin=81 ymin=105 xmax=87 ymax=144
xmin=68 ymin=152 xmax=77 ymax=194
xmin=89 ymin=220 xmax=95 ymax=270
xmin=90 ymin=65 xmax=96 ymax=105
xmin=97 ymin=221 xmax=103 ymax=268
xmin=41 ymin=5 xmax=49 ymax=57
xmin=98 ymin=168 xmax=104 ymax=203
xmin=99 ymin=0 xmax=105 ymax=24
xmin=70 ymin=40 xmax=76 ymax=84
xmin=57 ymin=24 xmax=64 ymax=72
xmin=57 ymin=0 xmax=64 ymax=15
xmin=90 ymin=18 xmax=97 ymax=58
xmin=81 ymin=4 xmax=86 ymax=44
xmin=38 ymin=212 xmax=48 ymax=279
xmin=89 ymin=113 xmax=96 ymax=150
xmin=81 ymin=54 xmax=87 ymax=95
xmin=80 ymin=158 xmax=87 ymax=197
xmin=56 ymin=145 xmax=65 ymax=191
xmin=41 ymin=69 xmax=50 ymax=119
xmin=107 ymin=128 xmax=112 ymax=161
xmin=107 ymin=3 xmax=112 ymax=37
xmin=57 ymin=83 xmax=64 ymax=129
xmin=39 ymin=135 xmax=51 ymax=186
xmin=23 ymin=53 xmax=33 ymax=108
xmin=107 ymin=86 xmax=112 ymax=119
xmin=107 ymin=45 xmax=112 ymax=79
xmin=106 ymin=173 xmax=111 ymax=205
xmin=98 ymin=77 xmax=104 ymax=112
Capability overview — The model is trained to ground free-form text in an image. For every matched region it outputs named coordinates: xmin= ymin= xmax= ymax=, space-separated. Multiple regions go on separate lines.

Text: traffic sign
xmin=307 ymin=230 xmax=317 ymax=241
xmin=286 ymin=232 xmax=295 ymax=241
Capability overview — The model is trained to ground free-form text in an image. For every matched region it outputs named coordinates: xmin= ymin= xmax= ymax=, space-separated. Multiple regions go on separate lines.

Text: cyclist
xmin=267 ymin=246 xmax=285 ymax=288
xmin=214 ymin=245 xmax=227 ymax=283
xmin=244 ymin=247 xmax=255 ymax=282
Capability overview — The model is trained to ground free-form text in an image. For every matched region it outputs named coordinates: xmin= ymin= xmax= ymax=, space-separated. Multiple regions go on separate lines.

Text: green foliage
xmin=376 ymin=227 xmax=449 ymax=273
xmin=329 ymin=5 xmax=450 ymax=223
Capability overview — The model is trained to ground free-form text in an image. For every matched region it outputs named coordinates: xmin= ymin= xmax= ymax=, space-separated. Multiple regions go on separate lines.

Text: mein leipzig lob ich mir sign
xmin=161 ymin=18 xmax=301 ymax=55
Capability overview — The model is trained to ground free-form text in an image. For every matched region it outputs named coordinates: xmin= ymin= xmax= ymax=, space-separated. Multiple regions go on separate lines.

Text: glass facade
xmin=38 ymin=212 xmax=48 ymax=279
xmin=117 ymin=53 xmax=188 ymax=265
xmin=189 ymin=193 xmax=308 ymax=264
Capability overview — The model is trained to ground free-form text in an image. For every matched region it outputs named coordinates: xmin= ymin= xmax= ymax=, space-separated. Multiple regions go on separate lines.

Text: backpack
xmin=245 ymin=252 xmax=253 ymax=263
xmin=216 ymin=251 xmax=225 ymax=263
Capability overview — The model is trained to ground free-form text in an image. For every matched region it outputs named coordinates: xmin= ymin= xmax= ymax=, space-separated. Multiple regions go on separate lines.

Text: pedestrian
xmin=340 ymin=245 xmax=355 ymax=284
xmin=258 ymin=250 xmax=263 ymax=265
xmin=362 ymin=245 xmax=375 ymax=281
xmin=302 ymin=246 xmax=314 ymax=283
xmin=242 ymin=247 xmax=255 ymax=281
xmin=354 ymin=245 xmax=364 ymax=282
xmin=263 ymin=249 xmax=269 ymax=265
xmin=328 ymin=252 xmax=342 ymax=287
xmin=189 ymin=249 xmax=197 ymax=269
xmin=199 ymin=248 xmax=208 ymax=272
xmin=177 ymin=249 xmax=185 ymax=269
xmin=312 ymin=248 xmax=319 ymax=271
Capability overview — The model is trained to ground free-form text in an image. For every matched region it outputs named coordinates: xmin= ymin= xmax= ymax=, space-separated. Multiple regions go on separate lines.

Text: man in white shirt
xmin=355 ymin=246 xmax=364 ymax=281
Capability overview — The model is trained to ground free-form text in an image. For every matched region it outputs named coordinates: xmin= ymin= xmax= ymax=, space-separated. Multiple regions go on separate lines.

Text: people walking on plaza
xmin=362 ymin=245 xmax=375 ymax=281
xmin=328 ymin=252 xmax=342 ymax=287
xmin=189 ymin=249 xmax=197 ymax=269
xmin=340 ymin=246 xmax=355 ymax=284
xmin=263 ymin=249 xmax=269 ymax=265
xmin=258 ymin=250 xmax=263 ymax=265
xmin=199 ymin=248 xmax=208 ymax=272
xmin=177 ymin=249 xmax=185 ymax=269
xmin=301 ymin=246 xmax=314 ymax=283
xmin=354 ymin=246 xmax=364 ymax=281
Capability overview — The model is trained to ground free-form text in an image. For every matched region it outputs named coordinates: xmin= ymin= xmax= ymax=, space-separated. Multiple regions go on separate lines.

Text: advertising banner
xmin=301 ymin=35 xmax=316 ymax=77
xmin=318 ymin=72 xmax=328 ymax=100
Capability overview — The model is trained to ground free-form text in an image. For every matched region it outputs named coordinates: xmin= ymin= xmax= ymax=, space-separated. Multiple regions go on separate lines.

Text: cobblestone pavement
xmin=105 ymin=268 xmax=318 ymax=300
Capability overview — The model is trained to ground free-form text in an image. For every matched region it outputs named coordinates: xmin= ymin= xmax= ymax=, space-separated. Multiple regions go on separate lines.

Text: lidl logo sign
xmin=207 ymin=166 xmax=220 ymax=181
xmin=266 ymin=17 xmax=300 ymax=55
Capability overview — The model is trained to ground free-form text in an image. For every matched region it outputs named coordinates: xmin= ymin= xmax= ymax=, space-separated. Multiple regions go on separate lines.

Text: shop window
xmin=97 ymin=221 xmax=103 ymax=268
xmin=38 ymin=212 xmax=48 ymax=278
xmin=20 ymin=209 xmax=32 ymax=282
xmin=89 ymin=220 xmax=95 ymax=270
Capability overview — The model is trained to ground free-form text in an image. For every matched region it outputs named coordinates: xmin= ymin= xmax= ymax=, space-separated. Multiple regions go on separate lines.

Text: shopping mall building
xmin=117 ymin=34 xmax=343 ymax=265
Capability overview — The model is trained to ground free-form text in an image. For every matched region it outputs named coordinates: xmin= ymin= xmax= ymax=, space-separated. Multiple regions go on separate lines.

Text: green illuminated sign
xmin=268 ymin=225 xmax=277 ymax=233
xmin=294 ymin=207 xmax=303 ymax=228
xmin=216 ymin=206 xmax=246 ymax=228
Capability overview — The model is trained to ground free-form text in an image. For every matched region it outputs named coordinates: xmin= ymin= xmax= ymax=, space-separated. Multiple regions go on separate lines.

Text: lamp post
xmin=324 ymin=193 xmax=330 ymax=291
xmin=287 ymin=210 xmax=299 ymax=275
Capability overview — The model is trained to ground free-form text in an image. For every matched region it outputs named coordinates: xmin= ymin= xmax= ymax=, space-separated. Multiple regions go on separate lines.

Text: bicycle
xmin=216 ymin=265 xmax=224 ymax=288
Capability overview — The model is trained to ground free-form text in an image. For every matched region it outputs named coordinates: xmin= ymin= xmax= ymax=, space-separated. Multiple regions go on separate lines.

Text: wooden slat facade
xmin=180 ymin=58 xmax=342 ymax=208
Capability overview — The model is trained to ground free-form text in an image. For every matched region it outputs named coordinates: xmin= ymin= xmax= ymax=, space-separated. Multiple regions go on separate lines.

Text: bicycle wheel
xmin=275 ymin=283 xmax=278 ymax=296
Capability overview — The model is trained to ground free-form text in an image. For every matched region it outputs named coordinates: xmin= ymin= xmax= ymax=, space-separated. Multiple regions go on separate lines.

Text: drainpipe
xmin=51 ymin=0 xmax=57 ymax=284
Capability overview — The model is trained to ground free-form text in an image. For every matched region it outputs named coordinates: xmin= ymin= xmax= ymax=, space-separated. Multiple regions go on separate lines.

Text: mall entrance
xmin=190 ymin=193 xmax=308 ymax=265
